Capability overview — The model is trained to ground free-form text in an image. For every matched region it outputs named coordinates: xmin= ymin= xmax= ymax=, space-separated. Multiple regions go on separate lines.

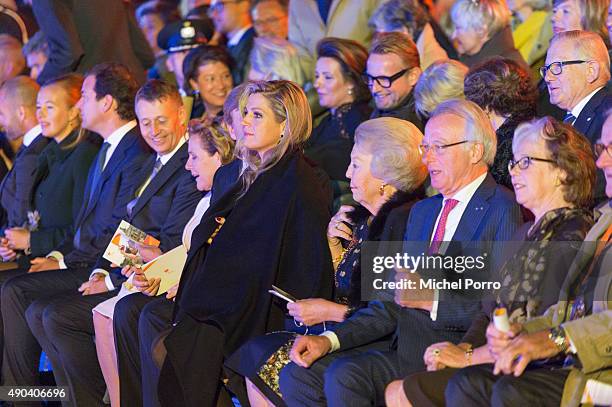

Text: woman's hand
xmin=0 ymin=238 xmax=17 ymax=261
xmin=4 ymin=228 xmax=31 ymax=251
xmin=486 ymin=321 xmax=522 ymax=359
xmin=132 ymin=268 xmax=161 ymax=296
xmin=327 ymin=205 xmax=355 ymax=245
xmin=287 ymin=298 xmax=344 ymax=326
xmin=166 ymin=283 xmax=179 ymax=300
xmin=424 ymin=342 xmax=470 ymax=371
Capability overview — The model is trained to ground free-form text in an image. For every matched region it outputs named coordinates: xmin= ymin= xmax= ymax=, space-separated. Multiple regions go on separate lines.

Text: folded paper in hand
xmin=103 ymin=220 xmax=160 ymax=267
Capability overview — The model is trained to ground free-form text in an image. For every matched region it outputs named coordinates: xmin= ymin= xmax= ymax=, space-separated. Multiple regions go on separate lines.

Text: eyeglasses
xmin=508 ymin=156 xmax=556 ymax=171
xmin=594 ymin=142 xmax=612 ymax=159
xmin=362 ymin=68 xmax=409 ymax=88
xmin=539 ymin=60 xmax=588 ymax=78
xmin=419 ymin=140 xmax=469 ymax=155
xmin=208 ymin=0 xmax=243 ymax=13
xmin=253 ymin=16 xmax=282 ymax=28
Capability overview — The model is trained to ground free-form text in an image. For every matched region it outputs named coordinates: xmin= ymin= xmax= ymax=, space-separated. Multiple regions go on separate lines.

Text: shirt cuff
xmin=46 ymin=251 xmax=67 ymax=269
xmin=90 ymin=268 xmax=115 ymax=291
xmin=320 ymin=331 xmax=340 ymax=353
xmin=430 ymin=289 xmax=439 ymax=321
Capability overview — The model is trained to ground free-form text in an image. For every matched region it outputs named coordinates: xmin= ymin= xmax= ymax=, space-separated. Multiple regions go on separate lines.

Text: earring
xmin=379 ymin=183 xmax=386 ymax=196
xmin=348 ymin=88 xmax=354 ymax=96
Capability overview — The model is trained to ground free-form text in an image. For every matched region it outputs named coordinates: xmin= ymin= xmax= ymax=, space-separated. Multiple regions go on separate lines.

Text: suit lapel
xmin=574 ymin=88 xmax=607 ymax=142
xmin=451 ymin=174 xmax=495 ymax=243
xmin=130 ymin=144 xmax=187 ymax=217
xmin=421 ymin=197 xmax=442 ymax=240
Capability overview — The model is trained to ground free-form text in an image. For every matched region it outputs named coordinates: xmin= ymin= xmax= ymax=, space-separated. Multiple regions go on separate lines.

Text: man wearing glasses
xmin=542 ymin=30 xmax=612 ymax=203
xmin=208 ymin=0 xmax=254 ymax=84
xmin=365 ymin=32 xmax=423 ymax=130
xmin=250 ymin=0 xmax=288 ymax=39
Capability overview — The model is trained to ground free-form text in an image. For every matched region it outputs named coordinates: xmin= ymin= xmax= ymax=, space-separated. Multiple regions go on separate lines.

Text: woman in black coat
xmin=154 ymin=80 xmax=335 ymax=407
xmin=2 ymin=73 xmax=99 ymax=268
xmin=226 ymin=117 xmax=428 ymax=407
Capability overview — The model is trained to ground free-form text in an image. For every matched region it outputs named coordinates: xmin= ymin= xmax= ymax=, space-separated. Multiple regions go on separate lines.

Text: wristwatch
xmin=548 ymin=326 xmax=569 ymax=354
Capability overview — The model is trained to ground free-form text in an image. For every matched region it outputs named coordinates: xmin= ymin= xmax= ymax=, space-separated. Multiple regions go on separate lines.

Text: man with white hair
xmin=280 ymin=99 xmax=522 ymax=407
xmin=543 ymin=30 xmax=612 ymax=203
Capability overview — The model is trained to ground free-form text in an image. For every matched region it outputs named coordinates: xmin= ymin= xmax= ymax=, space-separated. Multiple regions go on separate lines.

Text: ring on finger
xmin=433 ymin=348 xmax=440 ymax=357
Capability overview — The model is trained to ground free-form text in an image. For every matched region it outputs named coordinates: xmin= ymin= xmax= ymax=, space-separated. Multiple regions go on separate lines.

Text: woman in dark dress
xmin=2 ymin=74 xmax=99 ymax=268
xmin=227 ymin=117 xmax=428 ymax=407
xmin=385 ymin=117 xmax=597 ymax=407
xmin=155 ymin=80 xmax=334 ymax=407
xmin=304 ymin=37 xmax=373 ymax=210
xmin=464 ymin=57 xmax=538 ymax=190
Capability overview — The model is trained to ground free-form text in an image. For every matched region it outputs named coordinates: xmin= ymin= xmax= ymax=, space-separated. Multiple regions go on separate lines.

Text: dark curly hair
xmin=182 ymin=45 xmax=233 ymax=95
xmin=514 ymin=117 xmax=596 ymax=208
xmin=464 ymin=57 xmax=537 ymax=119
xmin=85 ymin=63 xmax=139 ymax=121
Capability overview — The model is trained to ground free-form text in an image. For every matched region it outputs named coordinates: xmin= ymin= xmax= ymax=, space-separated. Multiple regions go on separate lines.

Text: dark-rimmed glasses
xmin=539 ymin=60 xmax=588 ymax=78
xmin=508 ymin=156 xmax=556 ymax=171
xmin=594 ymin=143 xmax=612 ymax=159
xmin=362 ymin=68 xmax=409 ymax=88
xmin=208 ymin=0 xmax=243 ymax=14
xmin=419 ymin=140 xmax=469 ymax=155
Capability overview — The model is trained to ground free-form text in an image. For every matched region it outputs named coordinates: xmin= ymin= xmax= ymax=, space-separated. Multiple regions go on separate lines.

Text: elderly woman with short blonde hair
xmin=414 ymin=59 xmax=469 ymax=119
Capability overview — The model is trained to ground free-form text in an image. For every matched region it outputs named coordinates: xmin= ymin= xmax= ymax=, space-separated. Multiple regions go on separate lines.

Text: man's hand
xmin=4 ymin=228 xmax=30 ymax=251
xmin=78 ymin=274 xmax=109 ymax=296
xmin=134 ymin=243 xmax=163 ymax=263
xmin=121 ymin=265 xmax=140 ymax=278
xmin=289 ymin=335 xmax=332 ymax=368
xmin=0 ymin=238 xmax=17 ymax=261
xmin=424 ymin=342 xmax=470 ymax=371
xmin=486 ymin=321 xmax=522 ymax=358
xmin=394 ymin=269 xmax=433 ymax=311
xmin=287 ymin=298 xmax=339 ymax=326
xmin=493 ymin=330 xmax=561 ymax=376
xmin=28 ymin=257 xmax=59 ymax=273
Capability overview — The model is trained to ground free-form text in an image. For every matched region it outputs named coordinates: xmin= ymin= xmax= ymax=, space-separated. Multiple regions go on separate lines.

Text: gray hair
xmin=450 ymin=0 xmax=511 ymax=38
xmin=368 ymin=0 xmax=429 ymax=39
xmin=354 ymin=117 xmax=428 ymax=192
xmin=249 ymin=37 xmax=306 ymax=86
xmin=415 ymin=59 xmax=468 ymax=119
xmin=430 ymin=99 xmax=497 ymax=166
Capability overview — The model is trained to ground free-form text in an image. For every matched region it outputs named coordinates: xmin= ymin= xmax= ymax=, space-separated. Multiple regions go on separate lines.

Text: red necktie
xmin=429 ymin=199 xmax=459 ymax=255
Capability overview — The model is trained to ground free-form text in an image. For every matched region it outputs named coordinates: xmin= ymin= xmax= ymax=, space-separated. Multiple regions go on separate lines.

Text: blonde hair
xmin=551 ymin=30 xmax=611 ymax=83
xmin=355 ymin=117 xmax=427 ymax=192
xmin=415 ymin=60 xmax=468 ymax=119
xmin=41 ymin=73 xmax=86 ymax=149
xmin=249 ymin=37 xmax=306 ymax=85
xmin=237 ymin=80 xmax=312 ymax=194
xmin=430 ymin=99 xmax=498 ymax=166
xmin=369 ymin=31 xmax=420 ymax=69
xmin=188 ymin=118 xmax=235 ymax=164
xmin=450 ymin=0 xmax=511 ymax=38
xmin=553 ymin=0 xmax=609 ymax=45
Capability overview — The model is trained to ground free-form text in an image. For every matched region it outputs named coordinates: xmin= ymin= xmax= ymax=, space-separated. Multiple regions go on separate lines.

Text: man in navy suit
xmin=0 ymin=63 xmax=151 ymax=390
xmin=279 ymin=99 xmax=523 ymax=406
xmin=543 ymin=30 xmax=612 ymax=203
xmin=0 ymin=76 xmax=48 ymax=243
xmin=23 ymin=80 xmax=201 ymax=407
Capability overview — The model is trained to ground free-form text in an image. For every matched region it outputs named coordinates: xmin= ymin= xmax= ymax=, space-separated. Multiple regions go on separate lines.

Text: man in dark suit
xmin=366 ymin=32 xmax=423 ymax=131
xmin=24 ymin=80 xmax=201 ymax=407
xmin=31 ymin=0 xmax=155 ymax=85
xmin=279 ymin=99 xmax=523 ymax=406
xmin=446 ymin=110 xmax=612 ymax=407
xmin=0 ymin=76 xmax=48 ymax=235
xmin=543 ymin=30 xmax=612 ymax=203
xmin=209 ymin=0 xmax=255 ymax=84
xmin=0 ymin=63 xmax=151 ymax=390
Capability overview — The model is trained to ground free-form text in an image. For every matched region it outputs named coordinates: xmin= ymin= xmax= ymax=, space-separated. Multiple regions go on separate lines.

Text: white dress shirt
xmin=569 ymin=86 xmax=605 ymax=124
xmin=22 ymin=124 xmax=42 ymax=147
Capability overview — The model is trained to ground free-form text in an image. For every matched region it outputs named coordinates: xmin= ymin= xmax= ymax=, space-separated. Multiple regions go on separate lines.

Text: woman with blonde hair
xmin=414 ymin=59 xmax=468 ymax=119
xmin=552 ymin=0 xmax=610 ymax=46
xmin=248 ymin=36 xmax=306 ymax=85
xmin=145 ymin=80 xmax=336 ymax=406
xmin=2 ymin=74 xmax=99 ymax=268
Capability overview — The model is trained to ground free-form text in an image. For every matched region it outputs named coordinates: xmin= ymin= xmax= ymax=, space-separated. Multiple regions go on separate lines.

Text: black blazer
xmin=28 ymin=131 xmax=100 ymax=257
xmin=209 ymin=158 xmax=242 ymax=206
xmin=58 ymin=126 xmax=152 ymax=268
xmin=0 ymin=134 xmax=50 ymax=230
xmin=227 ymin=27 xmax=255 ymax=85
xmin=96 ymin=143 xmax=202 ymax=285
xmin=332 ymin=174 xmax=523 ymax=376
xmin=32 ymin=0 xmax=155 ymax=84
xmin=573 ymin=86 xmax=612 ymax=204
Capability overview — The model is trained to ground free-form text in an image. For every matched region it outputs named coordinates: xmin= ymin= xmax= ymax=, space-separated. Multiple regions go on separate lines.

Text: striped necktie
xmin=563 ymin=112 xmax=576 ymax=125
xmin=126 ymin=158 xmax=163 ymax=218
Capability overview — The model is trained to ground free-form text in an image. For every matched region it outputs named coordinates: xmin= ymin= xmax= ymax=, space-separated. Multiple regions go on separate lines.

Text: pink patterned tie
xmin=428 ymin=198 xmax=459 ymax=255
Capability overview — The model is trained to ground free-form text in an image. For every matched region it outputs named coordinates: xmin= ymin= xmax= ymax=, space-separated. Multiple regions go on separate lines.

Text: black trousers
xmin=0 ymin=267 xmax=27 ymax=383
xmin=114 ymin=293 xmax=172 ymax=407
xmin=279 ymin=347 xmax=401 ymax=407
xmin=1 ymin=267 xmax=90 ymax=390
xmin=445 ymin=363 xmax=570 ymax=407
xmin=28 ymin=288 xmax=117 ymax=407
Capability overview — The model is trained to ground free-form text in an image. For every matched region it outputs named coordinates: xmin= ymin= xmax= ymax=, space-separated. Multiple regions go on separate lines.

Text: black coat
xmin=0 ymin=134 xmax=50 ymax=230
xmin=29 ymin=131 xmax=100 ymax=257
xmin=159 ymin=151 xmax=334 ymax=406
xmin=370 ymin=91 xmax=423 ymax=131
xmin=32 ymin=0 xmax=155 ymax=84
xmin=227 ymin=27 xmax=255 ymax=85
